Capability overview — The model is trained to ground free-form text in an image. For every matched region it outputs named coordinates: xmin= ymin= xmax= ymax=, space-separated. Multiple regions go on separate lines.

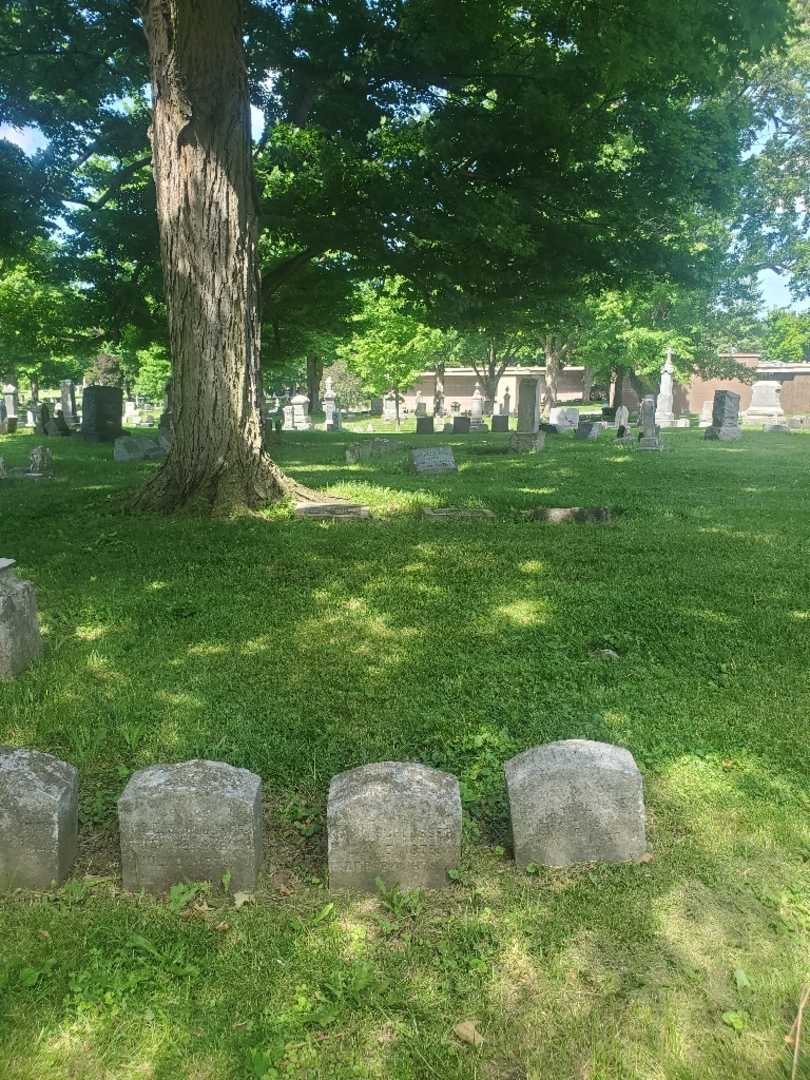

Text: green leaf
xmin=734 ymin=968 xmax=751 ymax=991
xmin=721 ymin=1010 xmax=748 ymax=1033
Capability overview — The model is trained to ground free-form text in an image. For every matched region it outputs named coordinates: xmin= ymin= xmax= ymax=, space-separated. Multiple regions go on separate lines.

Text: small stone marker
xmin=704 ymin=389 xmax=741 ymax=441
xmin=415 ymin=416 xmax=435 ymax=435
xmin=575 ymin=422 xmax=600 ymax=441
xmin=423 ymin=507 xmax=495 ymax=522
xmin=410 ymin=446 xmax=457 ymax=474
xmin=328 ymin=762 xmax=462 ymax=891
xmin=522 ymin=506 xmax=610 ymax=524
xmin=638 ymin=395 xmax=662 ymax=451
xmin=294 ymin=501 xmax=370 ymax=520
xmin=509 ymin=431 xmax=545 ymax=454
xmin=762 ymin=423 xmax=790 ymax=434
xmin=345 ymin=438 xmax=397 ymax=464
xmin=452 ymin=416 xmax=470 ymax=434
xmin=505 ymin=739 xmax=647 ymax=867
xmin=549 ymin=406 xmax=579 ymax=432
xmin=0 ymin=747 xmax=78 ymax=890
xmin=614 ymin=405 xmax=630 ymax=429
xmin=491 ymin=414 xmax=509 ymax=432
xmin=113 ymin=436 xmax=166 ymax=463
xmin=0 ymin=559 xmax=42 ymax=678
xmin=118 ymin=759 xmax=263 ymax=894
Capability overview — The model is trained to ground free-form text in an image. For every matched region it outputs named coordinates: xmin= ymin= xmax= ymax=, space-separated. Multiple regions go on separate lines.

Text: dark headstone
xmin=452 ymin=416 xmax=470 ymax=434
xmin=34 ymin=404 xmax=49 ymax=436
xmin=81 ymin=386 xmax=124 ymax=442
xmin=416 ymin=416 xmax=435 ymax=435
xmin=575 ymin=422 xmax=595 ymax=440
xmin=491 ymin=414 xmax=509 ymax=433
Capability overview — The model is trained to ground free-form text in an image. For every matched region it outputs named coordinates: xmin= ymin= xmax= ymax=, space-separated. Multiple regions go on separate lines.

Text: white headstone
xmin=744 ymin=380 xmax=784 ymax=423
xmin=655 ymin=349 xmax=676 ymax=427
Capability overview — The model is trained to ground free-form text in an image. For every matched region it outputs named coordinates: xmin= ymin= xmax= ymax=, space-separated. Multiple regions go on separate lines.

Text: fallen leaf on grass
xmin=214 ymin=921 xmax=230 ymax=933
xmin=637 ymin=852 xmax=654 ymax=864
xmin=453 ymin=1020 xmax=484 ymax=1047
xmin=234 ymin=892 xmax=255 ymax=910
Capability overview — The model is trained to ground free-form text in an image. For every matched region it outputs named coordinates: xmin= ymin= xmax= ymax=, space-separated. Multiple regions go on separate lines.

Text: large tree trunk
xmin=305 ymin=355 xmax=323 ymax=416
xmin=611 ymin=365 xmax=626 ymax=408
xmin=133 ymin=0 xmax=293 ymax=514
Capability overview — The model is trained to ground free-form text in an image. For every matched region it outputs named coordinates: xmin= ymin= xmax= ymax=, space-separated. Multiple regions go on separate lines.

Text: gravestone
xmin=698 ymin=400 xmax=713 ymax=428
xmin=469 ymin=383 xmax=485 ymax=431
xmin=46 ymin=412 xmax=71 ymax=436
xmin=548 ymin=406 xmax=579 ymax=432
xmin=615 ymin=404 xmax=630 ymax=429
xmin=744 ymin=380 xmax=784 ymax=424
xmin=502 ymin=389 xmax=511 ymax=416
xmin=575 ymin=422 xmax=600 ymax=441
xmin=81 ymin=386 xmax=124 ymax=442
xmin=290 ymin=391 xmax=312 ymax=431
xmin=294 ymin=501 xmax=370 ymax=520
xmin=382 ymin=393 xmax=397 ymax=422
xmin=410 ymin=446 xmax=457 ymax=474
xmin=638 ymin=395 xmax=662 ymax=450
xmin=3 ymin=385 xmax=18 ymax=424
xmin=33 ymin=404 xmax=49 ymax=436
xmin=118 ymin=760 xmax=263 ymax=894
xmin=60 ymin=380 xmax=77 ymax=426
xmin=509 ymin=431 xmax=545 ymax=454
xmin=0 ymin=559 xmax=43 ymax=679
xmin=704 ymin=389 xmax=742 ymax=441
xmin=491 ymin=414 xmax=509 ymax=433
xmin=345 ymin=438 xmax=397 ymax=464
xmin=522 ymin=506 xmax=611 ymax=524
xmin=762 ymin=422 xmax=790 ymax=433
xmin=452 ymin=416 xmax=470 ymax=434
xmin=516 ymin=378 xmax=540 ymax=434
xmin=505 ymin=739 xmax=647 ymax=867
xmin=423 ymin=507 xmax=496 ymax=522
xmin=113 ymin=436 xmax=166 ymax=463
xmin=414 ymin=390 xmax=427 ymax=418
xmin=655 ymin=349 xmax=676 ymax=427
xmin=283 ymin=404 xmax=294 ymax=429
xmin=28 ymin=446 xmax=53 ymax=476
xmin=0 ymin=747 xmax=78 ymax=890
xmin=322 ymin=377 xmax=339 ymax=431
xmin=443 ymin=421 xmax=453 ymax=433
xmin=328 ymin=762 xmax=462 ymax=891
xmin=416 ymin=416 xmax=435 ymax=434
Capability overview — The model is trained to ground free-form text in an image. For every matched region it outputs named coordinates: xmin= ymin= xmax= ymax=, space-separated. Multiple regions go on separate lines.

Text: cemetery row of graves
xmin=1 ymin=400 xmax=809 ymax=1077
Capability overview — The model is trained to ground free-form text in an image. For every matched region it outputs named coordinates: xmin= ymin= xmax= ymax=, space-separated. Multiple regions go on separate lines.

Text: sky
xmin=0 ymin=120 xmax=805 ymax=313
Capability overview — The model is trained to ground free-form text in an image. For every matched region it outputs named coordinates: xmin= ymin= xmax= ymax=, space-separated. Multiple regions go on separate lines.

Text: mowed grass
xmin=0 ymin=423 xmax=809 ymax=1080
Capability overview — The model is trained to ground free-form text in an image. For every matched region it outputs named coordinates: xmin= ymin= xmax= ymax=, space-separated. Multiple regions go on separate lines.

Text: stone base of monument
xmin=638 ymin=436 xmax=663 ymax=451
xmin=423 ymin=507 xmax=496 ymax=522
xmin=658 ymin=418 xmax=690 ymax=428
xmin=295 ymin=501 xmax=370 ymax=520
xmin=763 ymin=423 xmax=790 ymax=434
xmin=509 ymin=431 xmax=545 ymax=454
xmin=490 ymin=415 xmax=509 ymax=433
xmin=704 ymin=424 xmax=741 ymax=441
xmin=522 ymin=506 xmax=611 ymax=524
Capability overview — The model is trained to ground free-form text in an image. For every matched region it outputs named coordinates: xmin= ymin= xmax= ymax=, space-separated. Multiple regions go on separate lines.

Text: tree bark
xmin=133 ymin=0 xmax=294 ymax=514
xmin=306 ymin=355 xmax=323 ymax=415
xmin=611 ymin=365 xmax=626 ymax=408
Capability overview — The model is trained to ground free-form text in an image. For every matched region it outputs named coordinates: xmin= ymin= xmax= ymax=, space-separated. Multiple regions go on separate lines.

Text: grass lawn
xmin=1 ymin=424 xmax=809 ymax=1079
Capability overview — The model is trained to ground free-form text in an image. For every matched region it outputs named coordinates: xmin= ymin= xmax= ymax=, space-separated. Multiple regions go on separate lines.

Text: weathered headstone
xmin=322 ymin=377 xmax=339 ymax=431
xmin=452 ymin=416 xmax=470 ymax=434
xmin=113 ymin=436 xmax=166 ymax=463
xmin=118 ymin=760 xmax=263 ymax=894
xmin=704 ymin=389 xmax=741 ymax=441
xmin=0 ymin=748 xmax=78 ymax=890
xmin=290 ymin=391 xmax=312 ymax=431
xmin=416 ymin=416 xmax=435 ymax=434
xmin=414 ymin=390 xmax=427 ymax=418
xmin=382 ymin=392 xmax=397 ymax=422
xmin=762 ymin=422 xmax=790 ymax=433
xmin=698 ymin=399 xmax=713 ymax=428
xmin=505 ymin=739 xmax=647 ymax=867
xmin=81 ymin=386 xmax=124 ymax=442
xmin=491 ymin=414 xmax=509 ymax=433
xmin=0 ymin=559 xmax=43 ymax=679
xmin=294 ymin=501 xmax=370 ymax=520
xmin=614 ymin=404 xmax=630 ymax=429
xmin=522 ymin=506 xmax=611 ymax=524
xmin=548 ymin=406 xmax=579 ymax=432
xmin=328 ymin=762 xmax=462 ymax=891
xmin=345 ymin=438 xmax=398 ymax=464
xmin=33 ymin=404 xmax=49 ymax=436
xmin=575 ymin=422 xmax=600 ymax=441
xmin=3 ymin=385 xmax=18 ymax=423
xmin=638 ymin=395 xmax=662 ymax=450
xmin=423 ymin=507 xmax=495 ymax=522
xmin=744 ymin=380 xmax=784 ymax=424
xmin=509 ymin=431 xmax=545 ymax=454
xmin=502 ymin=389 xmax=511 ymax=416
xmin=28 ymin=446 xmax=53 ymax=476
xmin=410 ymin=446 xmax=457 ymax=474
xmin=60 ymin=380 xmax=77 ymax=426
xmin=46 ymin=412 xmax=71 ymax=436
xmin=516 ymin=378 xmax=540 ymax=434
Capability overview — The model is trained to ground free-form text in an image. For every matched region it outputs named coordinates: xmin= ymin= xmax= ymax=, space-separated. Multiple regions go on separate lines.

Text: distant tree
xmin=762 ymin=308 xmax=810 ymax=361
xmin=133 ymin=343 xmax=172 ymax=403
xmin=340 ymin=280 xmax=447 ymax=429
